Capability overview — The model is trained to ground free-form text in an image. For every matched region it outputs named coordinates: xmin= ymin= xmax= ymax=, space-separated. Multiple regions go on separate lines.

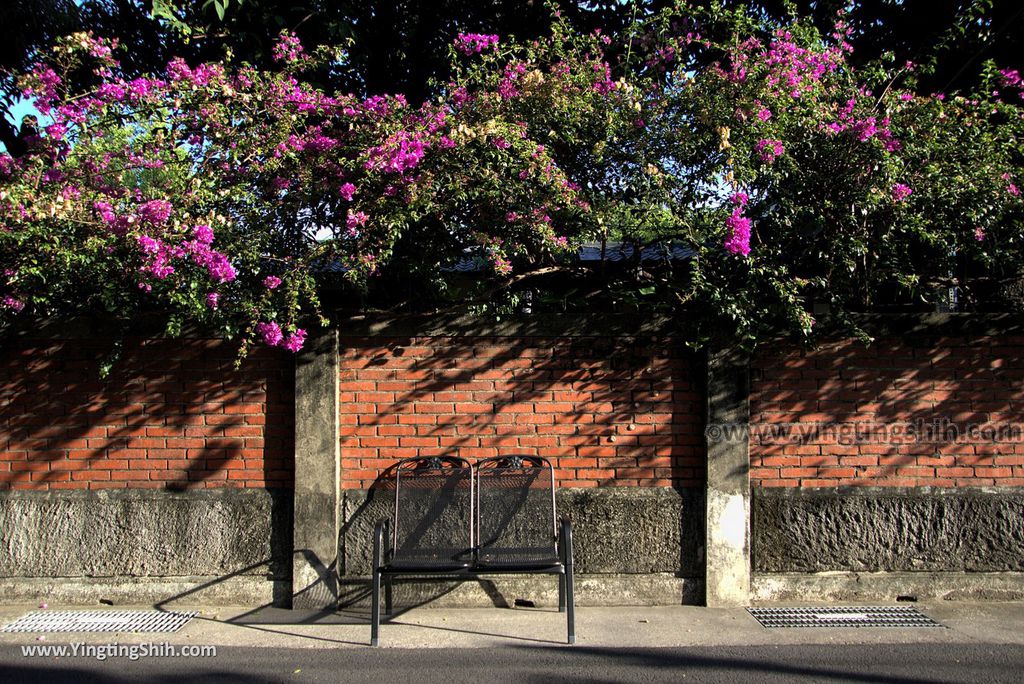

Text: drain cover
xmin=1 ymin=610 xmax=196 ymax=633
xmin=748 ymin=606 xmax=942 ymax=629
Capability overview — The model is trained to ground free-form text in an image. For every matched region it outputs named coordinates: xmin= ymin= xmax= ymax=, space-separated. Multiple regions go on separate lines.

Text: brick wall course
xmin=751 ymin=337 xmax=1024 ymax=488
xmin=337 ymin=336 xmax=705 ymax=489
xmin=0 ymin=338 xmax=294 ymax=490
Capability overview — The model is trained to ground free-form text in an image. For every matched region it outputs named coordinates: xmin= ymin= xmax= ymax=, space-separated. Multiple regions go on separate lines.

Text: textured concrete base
xmin=0 ymin=576 xmax=288 ymax=606
xmin=338 ymin=573 xmax=701 ymax=610
xmin=0 ymin=488 xmax=292 ymax=607
xmin=752 ymin=572 xmax=1024 ymax=603
xmin=0 ymin=489 xmax=292 ymax=578
xmin=753 ymin=488 xmax=1024 ymax=573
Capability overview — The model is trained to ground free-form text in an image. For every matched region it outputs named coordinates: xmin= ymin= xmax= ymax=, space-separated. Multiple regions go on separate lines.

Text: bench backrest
xmin=390 ymin=456 xmax=474 ymax=564
xmin=474 ymin=455 xmax=558 ymax=564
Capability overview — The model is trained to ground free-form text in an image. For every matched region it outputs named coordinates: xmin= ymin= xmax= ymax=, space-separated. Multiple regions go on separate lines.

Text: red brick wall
xmin=750 ymin=337 xmax=1024 ymax=488
xmin=338 ymin=336 xmax=704 ymax=489
xmin=0 ymin=338 xmax=294 ymax=490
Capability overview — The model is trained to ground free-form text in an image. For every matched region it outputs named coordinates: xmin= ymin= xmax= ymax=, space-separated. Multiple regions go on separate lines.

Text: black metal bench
xmin=370 ymin=455 xmax=575 ymax=646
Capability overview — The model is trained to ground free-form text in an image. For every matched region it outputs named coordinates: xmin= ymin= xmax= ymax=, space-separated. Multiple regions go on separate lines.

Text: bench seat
xmin=370 ymin=455 xmax=575 ymax=646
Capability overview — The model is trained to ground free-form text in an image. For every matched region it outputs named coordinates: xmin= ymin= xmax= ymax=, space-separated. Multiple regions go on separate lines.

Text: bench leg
xmin=560 ymin=517 xmax=576 ymax=644
xmin=385 ymin=575 xmax=393 ymax=615
xmin=371 ymin=569 xmax=381 ymax=647
xmin=558 ymin=573 xmax=566 ymax=613
xmin=566 ymin=568 xmax=575 ymax=645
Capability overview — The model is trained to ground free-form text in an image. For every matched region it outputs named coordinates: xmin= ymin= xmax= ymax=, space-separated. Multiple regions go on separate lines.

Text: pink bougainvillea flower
xmin=454 ymin=33 xmax=499 ymax=56
xmin=272 ymin=31 xmax=305 ymax=63
xmin=2 ymin=295 xmax=25 ymax=312
xmin=255 ymin=321 xmax=283 ymax=347
xmin=192 ymin=224 xmax=214 ymax=244
xmin=137 ymin=199 xmax=172 ymax=226
xmin=346 ymin=211 xmax=369 ymax=237
xmin=756 ymin=139 xmax=785 ymax=162
xmin=891 ymin=183 xmax=913 ymax=202
xmin=282 ymin=329 xmax=307 ymax=352
xmin=723 ymin=193 xmax=751 ymax=256
xmin=263 ymin=275 xmax=282 ymax=290
xmin=999 ymin=68 xmax=1022 ymax=88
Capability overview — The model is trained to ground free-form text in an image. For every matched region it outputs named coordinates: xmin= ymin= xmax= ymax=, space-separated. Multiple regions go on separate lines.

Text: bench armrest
xmin=558 ymin=516 xmax=574 ymax=568
xmin=372 ymin=518 xmax=390 ymax=570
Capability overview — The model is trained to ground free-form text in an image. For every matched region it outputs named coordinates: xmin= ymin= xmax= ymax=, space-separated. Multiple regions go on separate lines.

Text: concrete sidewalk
xmin=1 ymin=602 xmax=1023 ymax=650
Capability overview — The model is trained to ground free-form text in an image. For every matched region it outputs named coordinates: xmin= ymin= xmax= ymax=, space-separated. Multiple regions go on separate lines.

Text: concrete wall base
xmin=340 ymin=487 xmax=704 ymax=578
xmin=753 ymin=488 xmax=1024 ymax=573
xmin=752 ymin=572 xmax=1024 ymax=603
xmin=0 ymin=576 xmax=288 ymax=606
xmin=339 ymin=574 xmax=702 ymax=610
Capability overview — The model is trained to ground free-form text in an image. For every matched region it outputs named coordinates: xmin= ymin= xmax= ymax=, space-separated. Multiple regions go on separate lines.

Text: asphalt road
xmin=2 ymin=643 xmax=1022 ymax=683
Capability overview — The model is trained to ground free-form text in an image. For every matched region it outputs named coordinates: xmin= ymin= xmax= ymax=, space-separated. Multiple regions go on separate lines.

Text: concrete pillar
xmin=704 ymin=346 xmax=751 ymax=606
xmin=292 ymin=327 xmax=340 ymax=609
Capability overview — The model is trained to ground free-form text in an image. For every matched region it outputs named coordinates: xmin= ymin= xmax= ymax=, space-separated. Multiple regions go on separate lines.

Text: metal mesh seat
xmin=371 ymin=454 xmax=574 ymax=647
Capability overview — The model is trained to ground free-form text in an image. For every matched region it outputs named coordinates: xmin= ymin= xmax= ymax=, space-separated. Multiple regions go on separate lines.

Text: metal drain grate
xmin=748 ymin=606 xmax=943 ymax=629
xmin=1 ymin=610 xmax=196 ymax=633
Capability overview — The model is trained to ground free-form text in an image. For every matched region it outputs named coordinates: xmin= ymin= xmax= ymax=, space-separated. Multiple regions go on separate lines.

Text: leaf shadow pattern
xmin=748 ymin=328 xmax=1024 ymax=572
xmin=0 ymin=336 xmax=294 ymax=491
xmin=336 ymin=329 xmax=708 ymax=599
xmin=0 ymin=334 xmax=295 ymax=595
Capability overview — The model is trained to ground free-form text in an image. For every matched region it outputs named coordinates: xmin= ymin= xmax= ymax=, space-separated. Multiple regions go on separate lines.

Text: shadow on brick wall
xmin=336 ymin=335 xmax=706 ymax=603
xmin=0 ymin=336 xmax=294 ymax=491
xmin=750 ymin=334 xmax=1024 ymax=488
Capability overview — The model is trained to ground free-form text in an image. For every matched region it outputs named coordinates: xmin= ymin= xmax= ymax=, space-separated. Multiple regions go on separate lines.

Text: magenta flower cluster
xmin=255 ymin=321 xmax=307 ymax=352
xmin=723 ymin=193 xmax=752 ymax=257
xmin=999 ymin=69 xmax=1024 ymax=99
xmin=824 ymin=99 xmax=900 ymax=151
xmin=498 ymin=62 xmax=528 ymax=99
xmin=763 ymin=31 xmax=845 ymax=97
xmin=591 ymin=61 xmax=615 ymax=95
xmin=136 ymin=223 xmax=237 ymax=287
xmin=365 ymin=130 xmax=429 ymax=174
xmin=491 ymin=253 xmax=513 ymax=276
xmin=138 ymin=199 xmax=172 ymax=226
xmin=1002 ymin=173 xmax=1020 ymax=197
xmin=272 ymin=31 xmax=305 ymax=64
xmin=454 ymin=33 xmax=499 ymax=56
xmin=891 ymin=183 xmax=913 ymax=202
xmin=2 ymin=295 xmax=25 ymax=312
xmin=756 ymin=139 xmax=785 ymax=163
xmin=346 ymin=210 xmax=369 ymax=237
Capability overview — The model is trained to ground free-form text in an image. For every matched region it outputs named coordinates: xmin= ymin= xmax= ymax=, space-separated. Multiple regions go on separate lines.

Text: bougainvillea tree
xmin=626 ymin=4 xmax=1024 ymax=342
xmin=1 ymin=2 xmax=1022 ymax=358
xmin=0 ymin=26 xmax=619 ymax=353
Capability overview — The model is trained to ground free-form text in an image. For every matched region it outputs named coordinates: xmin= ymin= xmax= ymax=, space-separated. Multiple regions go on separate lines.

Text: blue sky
xmin=1 ymin=98 xmax=44 ymax=154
